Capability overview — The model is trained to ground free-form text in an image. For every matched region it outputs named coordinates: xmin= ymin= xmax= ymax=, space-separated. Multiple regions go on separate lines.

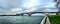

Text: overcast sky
xmin=0 ymin=0 xmax=58 ymax=14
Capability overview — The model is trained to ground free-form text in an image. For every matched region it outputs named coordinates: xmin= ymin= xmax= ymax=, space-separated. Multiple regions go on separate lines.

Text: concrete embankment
xmin=41 ymin=16 xmax=51 ymax=24
xmin=46 ymin=17 xmax=51 ymax=24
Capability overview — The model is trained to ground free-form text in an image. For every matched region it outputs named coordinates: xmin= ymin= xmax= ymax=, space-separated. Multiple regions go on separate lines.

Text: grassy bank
xmin=48 ymin=15 xmax=60 ymax=24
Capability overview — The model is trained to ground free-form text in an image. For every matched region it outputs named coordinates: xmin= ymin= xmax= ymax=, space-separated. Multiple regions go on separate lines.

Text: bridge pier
xmin=20 ymin=14 xmax=24 ymax=16
xmin=56 ymin=12 xmax=59 ymax=15
xmin=28 ymin=14 xmax=31 ymax=16
xmin=28 ymin=13 xmax=32 ymax=16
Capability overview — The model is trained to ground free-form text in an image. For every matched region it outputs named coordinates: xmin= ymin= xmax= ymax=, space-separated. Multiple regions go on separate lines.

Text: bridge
xmin=16 ymin=12 xmax=60 ymax=16
xmin=0 ymin=12 xmax=60 ymax=16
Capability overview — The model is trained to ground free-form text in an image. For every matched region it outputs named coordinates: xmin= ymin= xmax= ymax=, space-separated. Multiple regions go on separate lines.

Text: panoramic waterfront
xmin=0 ymin=16 xmax=45 ymax=24
xmin=0 ymin=0 xmax=59 ymax=24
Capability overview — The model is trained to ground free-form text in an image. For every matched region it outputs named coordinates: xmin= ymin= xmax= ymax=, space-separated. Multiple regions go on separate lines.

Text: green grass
xmin=48 ymin=15 xmax=60 ymax=24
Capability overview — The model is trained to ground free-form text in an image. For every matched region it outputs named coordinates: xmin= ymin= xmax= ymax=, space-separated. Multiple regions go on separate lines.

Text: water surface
xmin=0 ymin=16 xmax=45 ymax=24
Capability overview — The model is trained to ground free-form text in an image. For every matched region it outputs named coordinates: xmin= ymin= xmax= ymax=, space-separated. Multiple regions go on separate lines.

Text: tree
xmin=55 ymin=0 xmax=60 ymax=15
xmin=54 ymin=0 xmax=57 ymax=2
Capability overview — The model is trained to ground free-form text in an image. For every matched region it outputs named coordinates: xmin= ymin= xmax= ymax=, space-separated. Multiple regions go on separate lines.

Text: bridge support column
xmin=56 ymin=12 xmax=59 ymax=15
xmin=28 ymin=13 xmax=32 ymax=16
xmin=20 ymin=14 xmax=24 ymax=16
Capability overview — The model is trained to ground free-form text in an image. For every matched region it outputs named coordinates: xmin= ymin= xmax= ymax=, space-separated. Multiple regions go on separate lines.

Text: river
xmin=0 ymin=16 xmax=45 ymax=24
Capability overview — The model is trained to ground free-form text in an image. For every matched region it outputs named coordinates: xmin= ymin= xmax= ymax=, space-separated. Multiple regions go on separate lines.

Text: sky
xmin=0 ymin=0 xmax=58 ymax=14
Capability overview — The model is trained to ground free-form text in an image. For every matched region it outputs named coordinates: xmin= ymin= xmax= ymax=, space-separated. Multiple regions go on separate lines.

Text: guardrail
xmin=41 ymin=16 xmax=47 ymax=24
xmin=41 ymin=16 xmax=51 ymax=24
xmin=46 ymin=17 xmax=51 ymax=24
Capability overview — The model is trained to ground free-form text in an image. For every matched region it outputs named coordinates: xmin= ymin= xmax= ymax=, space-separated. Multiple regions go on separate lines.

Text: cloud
xmin=20 ymin=7 xmax=37 ymax=13
xmin=0 ymin=8 xmax=23 ymax=14
xmin=11 ymin=8 xmax=23 ymax=12
xmin=22 ymin=0 xmax=39 ymax=8
xmin=43 ymin=8 xmax=58 ymax=12
xmin=0 ymin=0 xmax=58 ymax=14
